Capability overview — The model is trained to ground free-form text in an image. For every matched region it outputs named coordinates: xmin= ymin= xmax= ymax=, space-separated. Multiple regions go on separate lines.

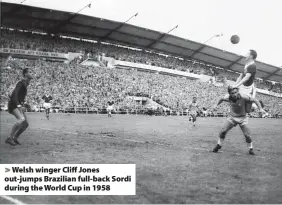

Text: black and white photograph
xmin=0 ymin=0 xmax=282 ymax=204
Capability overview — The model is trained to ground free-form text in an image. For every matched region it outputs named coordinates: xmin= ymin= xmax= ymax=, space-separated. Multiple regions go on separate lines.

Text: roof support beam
xmin=50 ymin=3 xmax=91 ymax=34
xmin=190 ymin=34 xmax=222 ymax=58
xmin=99 ymin=13 xmax=138 ymax=41
xmin=263 ymin=68 xmax=281 ymax=80
xmin=189 ymin=45 xmax=205 ymax=58
xmin=226 ymin=56 xmax=243 ymax=69
xmin=146 ymin=25 xmax=178 ymax=49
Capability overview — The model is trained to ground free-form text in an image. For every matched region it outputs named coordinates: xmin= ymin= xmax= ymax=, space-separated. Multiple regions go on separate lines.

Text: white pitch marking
xmin=0 ymin=195 xmax=27 ymax=205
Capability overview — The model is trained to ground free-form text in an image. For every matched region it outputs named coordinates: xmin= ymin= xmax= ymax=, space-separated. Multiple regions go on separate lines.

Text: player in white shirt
xmin=107 ymin=101 xmax=114 ymax=118
xmin=188 ymin=97 xmax=201 ymax=126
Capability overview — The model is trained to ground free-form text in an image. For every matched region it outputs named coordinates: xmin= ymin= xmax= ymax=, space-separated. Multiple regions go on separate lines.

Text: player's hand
xmin=21 ymin=106 xmax=27 ymax=113
xmin=17 ymin=105 xmax=25 ymax=113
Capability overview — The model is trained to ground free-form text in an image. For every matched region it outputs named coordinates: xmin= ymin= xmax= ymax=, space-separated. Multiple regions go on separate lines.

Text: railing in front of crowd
xmin=19 ymin=106 xmax=282 ymax=118
xmin=1 ymin=106 xmax=281 ymax=118
xmin=26 ymin=106 xmax=227 ymax=116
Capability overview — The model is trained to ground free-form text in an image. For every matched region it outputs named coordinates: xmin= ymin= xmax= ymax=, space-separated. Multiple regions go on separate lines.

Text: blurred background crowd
xmin=1 ymin=29 xmax=282 ymax=116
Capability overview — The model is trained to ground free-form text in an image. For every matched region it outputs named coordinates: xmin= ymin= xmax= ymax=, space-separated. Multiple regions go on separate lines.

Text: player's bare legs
xmin=245 ymin=86 xmax=260 ymax=114
xmin=240 ymin=124 xmax=254 ymax=155
xmin=6 ymin=108 xmax=27 ymax=146
xmin=13 ymin=112 xmax=29 ymax=145
xmin=213 ymin=120 xmax=234 ymax=152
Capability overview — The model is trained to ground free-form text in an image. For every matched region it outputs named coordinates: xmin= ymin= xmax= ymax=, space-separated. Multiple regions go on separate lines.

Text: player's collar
xmin=246 ymin=60 xmax=255 ymax=66
xmin=21 ymin=79 xmax=28 ymax=87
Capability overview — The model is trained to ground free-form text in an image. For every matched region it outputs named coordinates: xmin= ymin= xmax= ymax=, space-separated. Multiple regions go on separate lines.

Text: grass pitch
xmin=1 ymin=112 xmax=282 ymax=204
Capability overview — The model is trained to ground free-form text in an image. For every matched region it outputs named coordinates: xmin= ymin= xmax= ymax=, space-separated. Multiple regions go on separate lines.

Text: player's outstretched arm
xmin=235 ymin=73 xmax=243 ymax=84
xmin=213 ymin=95 xmax=229 ymax=110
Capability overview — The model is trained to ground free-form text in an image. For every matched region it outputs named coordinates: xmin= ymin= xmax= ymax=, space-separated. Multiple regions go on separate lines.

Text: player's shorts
xmin=107 ymin=106 xmax=113 ymax=111
xmin=7 ymin=101 xmax=17 ymax=114
xmin=43 ymin=103 xmax=51 ymax=109
xmin=227 ymin=115 xmax=248 ymax=127
xmin=190 ymin=111 xmax=197 ymax=116
xmin=239 ymin=84 xmax=256 ymax=98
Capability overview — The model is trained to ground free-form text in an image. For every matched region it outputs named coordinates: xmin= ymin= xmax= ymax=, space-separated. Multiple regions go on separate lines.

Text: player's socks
xmin=15 ymin=123 xmax=28 ymax=136
xmin=213 ymin=144 xmax=222 ymax=153
xmin=7 ymin=122 xmax=22 ymax=146
xmin=13 ymin=122 xmax=28 ymax=144
xmin=10 ymin=123 xmax=21 ymax=138
xmin=247 ymin=142 xmax=253 ymax=149
xmin=217 ymin=138 xmax=223 ymax=145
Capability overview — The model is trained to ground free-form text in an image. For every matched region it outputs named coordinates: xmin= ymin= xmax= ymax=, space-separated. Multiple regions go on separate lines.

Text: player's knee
xmin=18 ymin=116 xmax=25 ymax=123
xmin=20 ymin=120 xmax=29 ymax=128
xmin=24 ymin=120 xmax=29 ymax=128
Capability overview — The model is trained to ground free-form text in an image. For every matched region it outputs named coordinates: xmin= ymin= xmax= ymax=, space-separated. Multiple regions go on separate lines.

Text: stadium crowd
xmin=1 ymin=28 xmax=282 ymax=116
xmin=1 ymin=57 xmax=282 ymax=116
xmin=2 ymin=28 xmax=282 ymax=93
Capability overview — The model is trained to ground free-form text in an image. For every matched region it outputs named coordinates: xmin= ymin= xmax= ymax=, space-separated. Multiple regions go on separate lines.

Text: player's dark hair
xmin=22 ymin=68 xmax=29 ymax=77
xmin=250 ymin=49 xmax=257 ymax=60
xmin=228 ymin=86 xmax=239 ymax=94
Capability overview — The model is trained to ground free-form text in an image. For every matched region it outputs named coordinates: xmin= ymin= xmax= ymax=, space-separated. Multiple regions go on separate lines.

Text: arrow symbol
xmin=5 ymin=168 xmax=10 ymax=173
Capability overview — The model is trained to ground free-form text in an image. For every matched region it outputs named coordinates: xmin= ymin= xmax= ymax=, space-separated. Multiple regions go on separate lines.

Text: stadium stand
xmin=1 ymin=55 xmax=282 ymax=117
xmin=1 ymin=18 xmax=282 ymax=117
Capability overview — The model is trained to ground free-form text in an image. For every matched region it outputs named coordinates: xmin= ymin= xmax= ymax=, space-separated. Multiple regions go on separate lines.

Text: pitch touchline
xmin=2 ymin=123 xmax=267 ymax=159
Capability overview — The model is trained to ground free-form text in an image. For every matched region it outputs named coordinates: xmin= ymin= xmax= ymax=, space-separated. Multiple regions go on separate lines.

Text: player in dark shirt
xmin=232 ymin=49 xmax=262 ymax=113
xmin=42 ymin=93 xmax=53 ymax=120
xmin=5 ymin=68 xmax=33 ymax=146
xmin=233 ymin=49 xmax=257 ymax=88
